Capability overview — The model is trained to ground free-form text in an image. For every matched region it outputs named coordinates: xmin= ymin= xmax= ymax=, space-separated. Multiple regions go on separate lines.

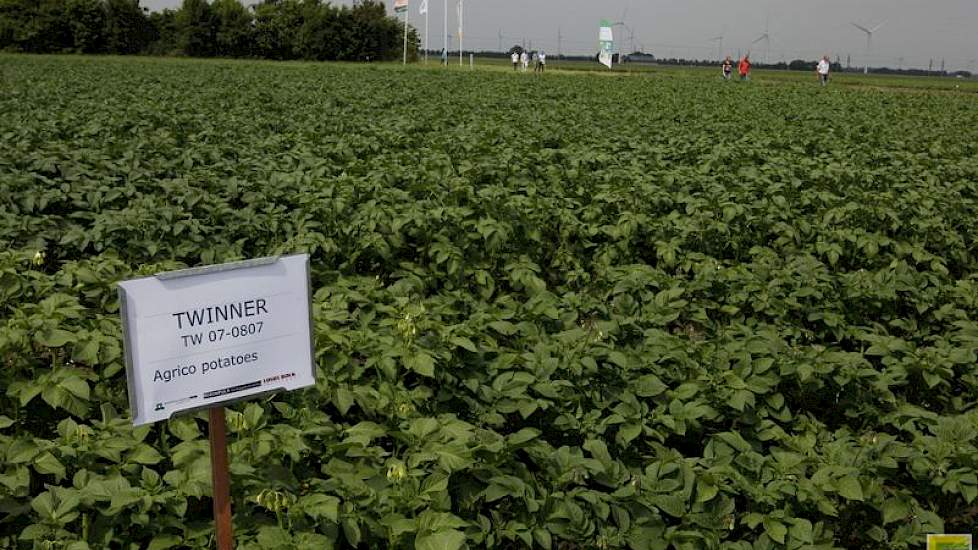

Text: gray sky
xmin=142 ymin=0 xmax=978 ymax=71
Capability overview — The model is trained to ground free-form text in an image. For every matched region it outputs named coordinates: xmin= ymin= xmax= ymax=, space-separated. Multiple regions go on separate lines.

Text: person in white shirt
xmin=538 ymin=51 xmax=547 ymax=72
xmin=520 ymin=51 xmax=529 ymax=71
xmin=817 ymin=56 xmax=831 ymax=86
xmin=511 ymin=51 xmax=519 ymax=71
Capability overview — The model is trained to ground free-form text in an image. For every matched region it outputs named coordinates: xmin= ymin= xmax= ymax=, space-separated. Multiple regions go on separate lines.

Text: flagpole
xmin=403 ymin=5 xmax=408 ymax=65
xmin=458 ymin=0 xmax=463 ymax=66
xmin=424 ymin=3 xmax=428 ymax=63
xmin=443 ymin=0 xmax=447 ymax=66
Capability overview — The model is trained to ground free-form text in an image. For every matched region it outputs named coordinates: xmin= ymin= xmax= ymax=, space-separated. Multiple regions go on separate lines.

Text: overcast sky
xmin=142 ymin=0 xmax=978 ymax=71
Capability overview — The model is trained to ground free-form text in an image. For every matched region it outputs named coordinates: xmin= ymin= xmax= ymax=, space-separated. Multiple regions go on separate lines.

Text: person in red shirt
xmin=738 ymin=55 xmax=751 ymax=81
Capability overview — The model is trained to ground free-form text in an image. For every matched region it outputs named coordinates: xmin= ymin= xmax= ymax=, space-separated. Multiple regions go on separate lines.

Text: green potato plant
xmin=2 ymin=55 xmax=978 ymax=549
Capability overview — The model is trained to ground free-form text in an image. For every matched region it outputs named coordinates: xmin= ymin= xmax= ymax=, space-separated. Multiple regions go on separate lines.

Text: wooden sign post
xmin=209 ymin=407 xmax=234 ymax=550
xmin=118 ymin=255 xmax=316 ymax=549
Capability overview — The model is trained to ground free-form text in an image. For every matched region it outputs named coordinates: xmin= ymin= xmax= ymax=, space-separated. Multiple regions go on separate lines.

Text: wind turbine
xmin=613 ymin=0 xmax=635 ymax=62
xmin=751 ymin=17 xmax=770 ymax=65
xmin=751 ymin=34 xmax=770 ymax=66
xmin=852 ymin=20 xmax=886 ymax=74
xmin=709 ymin=35 xmax=723 ymax=61
xmin=709 ymin=26 xmax=726 ymax=61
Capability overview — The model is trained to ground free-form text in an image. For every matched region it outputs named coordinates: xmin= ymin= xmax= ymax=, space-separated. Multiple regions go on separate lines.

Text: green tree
xmin=253 ymin=0 xmax=303 ymax=60
xmin=296 ymin=0 xmax=340 ymax=60
xmin=788 ymin=59 xmax=815 ymax=72
xmin=178 ymin=0 xmax=217 ymax=57
xmin=145 ymin=8 xmax=179 ymax=55
xmin=0 ymin=0 xmax=414 ymax=60
xmin=344 ymin=0 xmax=414 ymax=62
xmin=0 ymin=0 xmax=71 ymax=52
xmin=65 ymin=0 xmax=106 ymax=53
xmin=212 ymin=0 xmax=251 ymax=57
xmin=104 ymin=0 xmax=151 ymax=54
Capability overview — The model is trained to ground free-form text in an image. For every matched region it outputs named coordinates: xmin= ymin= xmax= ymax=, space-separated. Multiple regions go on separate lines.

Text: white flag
xmin=598 ymin=20 xmax=614 ymax=69
xmin=419 ymin=0 xmax=427 ymax=14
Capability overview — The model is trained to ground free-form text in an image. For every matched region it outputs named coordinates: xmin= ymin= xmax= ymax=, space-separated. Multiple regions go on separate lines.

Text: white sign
xmin=118 ymin=255 xmax=315 ymax=425
xmin=599 ymin=20 xmax=615 ymax=69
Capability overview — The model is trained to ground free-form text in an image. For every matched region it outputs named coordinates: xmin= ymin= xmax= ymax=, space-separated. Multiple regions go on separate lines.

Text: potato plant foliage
xmin=2 ymin=55 xmax=978 ymax=549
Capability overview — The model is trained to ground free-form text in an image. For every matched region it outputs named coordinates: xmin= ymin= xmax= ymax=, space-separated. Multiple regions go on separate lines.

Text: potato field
xmin=2 ymin=55 xmax=978 ymax=549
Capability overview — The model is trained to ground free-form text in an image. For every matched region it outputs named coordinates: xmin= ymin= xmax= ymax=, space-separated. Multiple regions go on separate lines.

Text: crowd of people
xmin=720 ymin=55 xmax=755 ymax=81
xmin=511 ymin=50 xmax=547 ymax=72
xmin=499 ymin=48 xmax=832 ymax=84
xmin=721 ymin=54 xmax=834 ymax=85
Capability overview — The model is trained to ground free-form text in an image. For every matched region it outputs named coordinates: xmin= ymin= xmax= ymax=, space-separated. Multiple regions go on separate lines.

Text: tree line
xmin=0 ymin=0 xmax=418 ymax=61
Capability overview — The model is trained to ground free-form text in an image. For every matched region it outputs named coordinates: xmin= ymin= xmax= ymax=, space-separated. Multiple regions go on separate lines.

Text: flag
xmin=419 ymin=0 xmax=427 ymax=14
xmin=599 ymin=20 xmax=614 ymax=69
xmin=394 ymin=0 xmax=408 ymax=13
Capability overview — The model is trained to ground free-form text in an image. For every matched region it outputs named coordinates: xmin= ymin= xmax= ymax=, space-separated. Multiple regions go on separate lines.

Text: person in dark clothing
xmin=722 ymin=56 xmax=733 ymax=80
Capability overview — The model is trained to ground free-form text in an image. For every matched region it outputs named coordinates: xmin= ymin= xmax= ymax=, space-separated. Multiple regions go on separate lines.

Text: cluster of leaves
xmin=2 ymin=55 xmax=978 ymax=549
xmin=0 ymin=0 xmax=154 ymax=55
xmin=0 ymin=0 xmax=416 ymax=62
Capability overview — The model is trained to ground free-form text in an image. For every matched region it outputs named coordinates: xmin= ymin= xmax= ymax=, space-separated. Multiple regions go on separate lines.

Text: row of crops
xmin=2 ymin=55 xmax=978 ymax=549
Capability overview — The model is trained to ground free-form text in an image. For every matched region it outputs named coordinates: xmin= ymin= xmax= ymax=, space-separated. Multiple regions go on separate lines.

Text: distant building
xmin=626 ymin=53 xmax=656 ymax=64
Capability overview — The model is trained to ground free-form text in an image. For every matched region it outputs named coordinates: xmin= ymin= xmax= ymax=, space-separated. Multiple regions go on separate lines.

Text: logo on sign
xmin=928 ymin=535 xmax=973 ymax=550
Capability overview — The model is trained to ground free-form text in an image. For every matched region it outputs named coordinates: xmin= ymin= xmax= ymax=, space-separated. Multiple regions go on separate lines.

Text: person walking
xmin=721 ymin=56 xmax=733 ymax=80
xmin=738 ymin=54 xmax=751 ymax=81
xmin=520 ymin=50 xmax=529 ymax=72
xmin=538 ymin=50 xmax=547 ymax=72
xmin=511 ymin=50 xmax=520 ymax=71
xmin=816 ymin=55 xmax=831 ymax=86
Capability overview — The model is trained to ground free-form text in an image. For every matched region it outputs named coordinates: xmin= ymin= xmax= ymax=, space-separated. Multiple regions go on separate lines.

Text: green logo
xmin=928 ymin=535 xmax=973 ymax=550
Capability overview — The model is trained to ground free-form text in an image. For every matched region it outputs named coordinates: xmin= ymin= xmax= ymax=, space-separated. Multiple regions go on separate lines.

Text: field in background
xmin=3 ymin=54 xmax=978 ymax=549
xmin=465 ymin=55 xmax=978 ymax=92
